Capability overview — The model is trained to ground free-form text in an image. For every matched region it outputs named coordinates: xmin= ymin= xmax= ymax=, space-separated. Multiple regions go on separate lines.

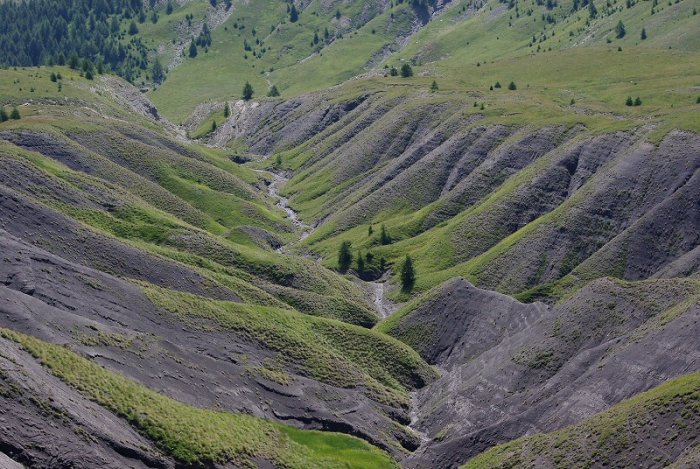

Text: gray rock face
xmin=391 ymin=277 xmax=700 ymax=468
xmin=0 ymin=336 xmax=171 ymax=469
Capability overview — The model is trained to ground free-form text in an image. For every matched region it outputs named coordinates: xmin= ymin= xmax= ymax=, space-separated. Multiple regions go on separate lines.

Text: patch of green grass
xmin=141 ymin=284 xmax=437 ymax=407
xmin=0 ymin=327 xmax=397 ymax=468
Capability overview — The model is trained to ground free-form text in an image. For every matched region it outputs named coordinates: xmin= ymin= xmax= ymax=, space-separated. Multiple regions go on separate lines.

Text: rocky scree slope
xmin=379 ymin=277 xmax=700 ymax=467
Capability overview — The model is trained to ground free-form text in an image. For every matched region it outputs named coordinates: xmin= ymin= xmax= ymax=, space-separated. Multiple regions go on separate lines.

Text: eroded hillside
xmin=0 ymin=0 xmax=699 ymax=466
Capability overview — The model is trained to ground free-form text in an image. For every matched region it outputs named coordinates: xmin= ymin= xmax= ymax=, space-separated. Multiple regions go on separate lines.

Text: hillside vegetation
xmin=0 ymin=0 xmax=698 ymax=467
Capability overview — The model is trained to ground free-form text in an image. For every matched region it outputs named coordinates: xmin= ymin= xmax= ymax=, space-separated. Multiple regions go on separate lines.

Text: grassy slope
xmin=0 ymin=327 xmax=396 ymax=468
xmin=0 ymin=68 xmax=380 ymax=324
xmin=285 ymin=41 xmax=699 ymax=300
xmin=142 ymin=284 xmax=437 ymax=408
xmin=149 ymin=0 xmax=419 ymax=122
xmin=462 ymin=370 xmax=700 ymax=468
xmin=147 ymin=0 xmax=699 ymax=123
xmin=0 ymin=66 xmax=437 ymax=408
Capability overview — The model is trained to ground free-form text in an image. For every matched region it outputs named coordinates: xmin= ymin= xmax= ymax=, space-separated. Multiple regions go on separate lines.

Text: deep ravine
xmin=258 ymin=166 xmax=434 ymax=452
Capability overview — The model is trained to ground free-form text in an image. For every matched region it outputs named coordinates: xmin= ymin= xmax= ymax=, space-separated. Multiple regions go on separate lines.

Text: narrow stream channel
xmin=257 ymin=166 xmax=431 ymax=450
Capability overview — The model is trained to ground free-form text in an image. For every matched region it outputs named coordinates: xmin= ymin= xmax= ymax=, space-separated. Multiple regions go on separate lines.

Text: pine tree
xmin=68 ymin=54 xmax=80 ymax=70
xmin=400 ymin=256 xmax=416 ymax=293
xmin=356 ymin=253 xmax=365 ymax=277
xmin=640 ymin=28 xmax=647 ymax=40
xmin=380 ymin=224 xmax=391 ymax=245
xmin=0 ymin=108 xmax=8 ymax=122
xmin=615 ymin=20 xmax=626 ymax=39
xmin=10 ymin=107 xmax=21 ymax=120
xmin=588 ymin=0 xmax=598 ymax=18
xmin=508 ymin=81 xmax=517 ymax=90
xmin=243 ymin=81 xmax=254 ymax=100
xmin=211 ymin=120 xmax=217 ymax=132
xmin=50 ymin=72 xmax=57 ymax=82
xmin=224 ymin=103 xmax=230 ymax=118
xmin=430 ymin=80 xmax=439 ymax=92
xmin=128 ymin=21 xmax=139 ymax=35
xmin=152 ymin=59 xmax=164 ymax=84
xmin=368 ymin=225 xmax=373 ymax=236
xmin=389 ymin=66 xmax=398 ymax=77
xmin=267 ymin=85 xmax=280 ymax=97
xmin=634 ymin=96 xmax=642 ymax=106
xmin=338 ymin=241 xmax=352 ymax=273
xmin=166 ymin=1 xmax=174 ymax=14
xmin=400 ymin=63 xmax=413 ymax=78
xmin=625 ymin=96 xmax=633 ymax=106
xmin=189 ymin=41 xmax=198 ymax=58
xmin=494 ymin=81 xmax=502 ymax=88
xmin=290 ymin=4 xmax=299 ymax=23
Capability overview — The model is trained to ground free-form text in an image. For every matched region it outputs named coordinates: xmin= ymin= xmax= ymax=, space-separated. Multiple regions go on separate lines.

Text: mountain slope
xmin=379 ymin=276 xmax=700 ymax=467
xmin=463 ymin=371 xmax=700 ymax=468
xmin=0 ymin=0 xmax=699 ymax=466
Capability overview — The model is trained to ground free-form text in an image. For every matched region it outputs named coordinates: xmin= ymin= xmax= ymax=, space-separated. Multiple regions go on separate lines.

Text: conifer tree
xmin=243 ymin=81 xmax=254 ymax=100
xmin=380 ymin=224 xmax=391 ymax=245
xmin=152 ymin=59 xmax=164 ymax=84
xmin=267 ymin=85 xmax=280 ymax=97
xmin=640 ymin=28 xmax=647 ymax=40
xmin=400 ymin=256 xmax=416 ymax=293
xmin=356 ymin=253 xmax=365 ymax=277
xmin=589 ymin=1 xmax=597 ymax=18
xmin=615 ymin=21 xmax=626 ymax=39
xmin=431 ymin=80 xmax=439 ymax=92
xmin=189 ymin=41 xmax=198 ymax=58
xmin=0 ymin=108 xmax=8 ymax=122
xmin=338 ymin=241 xmax=353 ymax=273
xmin=224 ymin=102 xmax=230 ymax=118
xmin=10 ymin=107 xmax=21 ymax=120
xmin=290 ymin=4 xmax=299 ymax=22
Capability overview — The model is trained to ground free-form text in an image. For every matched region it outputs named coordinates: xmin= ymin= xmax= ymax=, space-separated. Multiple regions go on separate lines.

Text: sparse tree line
xmin=0 ymin=106 xmax=21 ymax=122
xmin=337 ymin=224 xmax=416 ymax=292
